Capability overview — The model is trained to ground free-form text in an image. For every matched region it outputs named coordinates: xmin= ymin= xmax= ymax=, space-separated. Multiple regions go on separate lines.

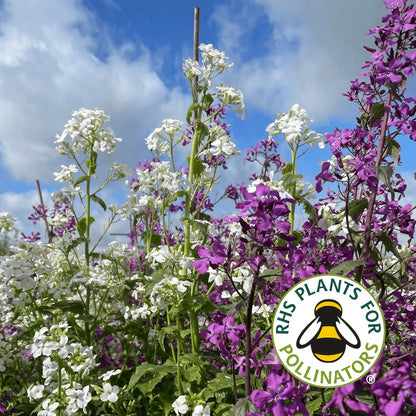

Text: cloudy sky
xmin=0 ymin=0 xmax=413 ymax=239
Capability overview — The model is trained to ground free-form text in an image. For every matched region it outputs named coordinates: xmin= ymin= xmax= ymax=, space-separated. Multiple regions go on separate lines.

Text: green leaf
xmin=65 ymin=236 xmax=89 ymax=252
xmin=306 ymin=396 xmax=323 ymax=414
xmin=301 ymin=199 xmax=317 ymax=226
xmin=374 ymin=165 xmax=395 ymax=198
xmin=202 ymin=93 xmax=214 ymax=109
xmin=150 ymin=233 xmax=162 ymax=247
xmin=376 ymin=232 xmax=401 ymax=259
xmin=281 ymin=162 xmax=293 ymax=175
xmin=127 ymin=360 xmax=177 ymax=394
xmin=386 ymin=139 xmax=401 ymax=170
xmin=202 ymin=373 xmax=245 ymax=401
xmin=85 ymin=151 xmax=98 ymax=175
xmin=234 ymin=398 xmax=258 ymax=416
xmin=91 ymin=195 xmax=107 ymax=211
xmin=73 ymin=175 xmax=88 ymax=187
xmin=369 ymin=102 xmax=385 ymax=126
xmin=360 ymin=112 xmax=369 ymax=129
xmin=76 ymin=217 xmax=95 ymax=237
xmin=330 ymin=260 xmax=365 ymax=275
xmin=76 ymin=218 xmax=87 ymax=237
xmin=196 ymin=119 xmax=209 ymax=145
xmin=186 ymin=103 xmax=202 ymax=124
xmin=183 ymin=365 xmax=201 ymax=383
xmin=348 ymin=198 xmax=368 ymax=222
xmin=53 ymin=300 xmax=86 ymax=315
xmin=187 ymin=155 xmax=205 ymax=179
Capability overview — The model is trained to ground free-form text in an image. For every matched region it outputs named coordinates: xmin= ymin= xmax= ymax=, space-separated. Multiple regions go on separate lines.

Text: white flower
xmin=192 ymin=404 xmax=211 ymax=416
xmin=99 ymin=369 xmax=122 ymax=381
xmin=215 ymin=85 xmax=245 ymax=119
xmin=162 ymin=119 xmax=183 ymax=136
xmin=0 ymin=211 xmax=18 ymax=236
xmin=172 ymin=395 xmax=188 ymax=415
xmin=38 ymin=398 xmax=59 ymax=416
xmin=183 ymin=58 xmax=202 ymax=78
xmin=100 ymin=383 xmax=120 ymax=403
xmin=27 ymin=384 xmax=44 ymax=401
xmin=111 ymin=162 xmax=133 ymax=179
xmin=207 ymin=124 xmax=237 ymax=156
xmin=266 ymin=104 xmax=324 ymax=150
xmin=42 ymin=357 xmax=59 ymax=385
xmin=147 ymin=245 xmax=172 ymax=265
xmin=170 ymin=277 xmax=191 ymax=293
xmin=199 ymin=44 xmax=233 ymax=73
xmin=207 ymin=267 xmax=226 ymax=286
xmin=55 ymin=108 xmax=121 ymax=155
xmin=53 ymin=164 xmax=78 ymax=182
xmin=66 ymin=384 xmax=92 ymax=413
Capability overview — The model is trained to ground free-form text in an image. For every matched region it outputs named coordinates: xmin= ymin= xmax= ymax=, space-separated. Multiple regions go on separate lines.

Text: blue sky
xmin=0 ymin=0 xmax=414 ymax=238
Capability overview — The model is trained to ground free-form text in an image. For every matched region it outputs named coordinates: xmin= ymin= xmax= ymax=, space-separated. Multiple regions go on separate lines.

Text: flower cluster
xmin=0 ymin=3 xmax=415 ymax=415
xmin=55 ymin=108 xmax=121 ymax=155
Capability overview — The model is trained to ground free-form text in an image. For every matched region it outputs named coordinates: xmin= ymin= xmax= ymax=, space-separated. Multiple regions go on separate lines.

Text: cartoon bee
xmin=296 ymin=299 xmax=360 ymax=363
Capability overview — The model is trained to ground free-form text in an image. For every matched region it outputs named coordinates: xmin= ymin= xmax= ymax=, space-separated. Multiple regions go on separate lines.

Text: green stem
xmin=289 ymin=146 xmax=297 ymax=234
xmin=176 ymin=316 xmax=183 ymax=395
xmin=84 ymin=159 xmax=92 ymax=346
xmin=166 ymin=308 xmax=177 ymax=364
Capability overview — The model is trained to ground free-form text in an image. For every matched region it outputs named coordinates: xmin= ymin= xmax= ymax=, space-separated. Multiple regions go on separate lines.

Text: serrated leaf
xmin=330 ymin=260 xmax=365 ymax=275
xmin=187 ymin=155 xmax=205 ymax=179
xmin=306 ymin=396 xmax=323 ymax=414
xmin=76 ymin=217 xmax=95 ymax=237
xmin=301 ymin=199 xmax=317 ymax=226
xmin=127 ymin=360 xmax=177 ymax=393
xmin=91 ymin=195 xmax=107 ymax=211
xmin=281 ymin=171 xmax=303 ymax=193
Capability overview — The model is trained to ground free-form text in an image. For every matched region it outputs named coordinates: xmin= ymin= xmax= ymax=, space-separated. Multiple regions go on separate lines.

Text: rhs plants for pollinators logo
xmin=272 ymin=275 xmax=385 ymax=388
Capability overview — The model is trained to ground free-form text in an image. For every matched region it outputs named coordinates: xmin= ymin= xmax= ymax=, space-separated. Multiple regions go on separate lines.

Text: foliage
xmin=0 ymin=1 xmax=415 ymax=415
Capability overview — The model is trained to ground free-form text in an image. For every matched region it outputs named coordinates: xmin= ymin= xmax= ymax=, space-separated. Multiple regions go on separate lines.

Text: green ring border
xmin=270 ymin=273 xmax=386 ymax=388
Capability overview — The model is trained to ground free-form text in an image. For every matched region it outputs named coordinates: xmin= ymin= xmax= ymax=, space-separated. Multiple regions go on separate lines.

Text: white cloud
xmin=214 ymin=0 xmax=388 ymax=121
xmin=0 ymin=0 xmax=190 ymax=184
xmin=0 ymin=189 xmax=42 ymax=238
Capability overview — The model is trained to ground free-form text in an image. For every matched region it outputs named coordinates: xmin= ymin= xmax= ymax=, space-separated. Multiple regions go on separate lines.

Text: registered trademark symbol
xmin=366 ymin=374 xmax=376 ymax=384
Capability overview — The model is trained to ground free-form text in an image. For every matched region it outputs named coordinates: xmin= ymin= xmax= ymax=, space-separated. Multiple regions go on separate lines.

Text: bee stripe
xmin=317 ymin=326 xmax=341 ymax=340
xmin=314 ymin=352 xmax=343 ymax=362
xmin=315 ymin=301 xmax=341 ymax=312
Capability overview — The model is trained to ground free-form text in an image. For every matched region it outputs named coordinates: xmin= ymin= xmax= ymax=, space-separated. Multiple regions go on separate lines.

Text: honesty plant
xmin=0 ymin=1 xmax=415 ymax=415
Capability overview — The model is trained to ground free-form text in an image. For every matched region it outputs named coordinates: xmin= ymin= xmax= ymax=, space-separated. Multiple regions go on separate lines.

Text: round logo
xmin=271 ymin=274 xmax=385 ymax=388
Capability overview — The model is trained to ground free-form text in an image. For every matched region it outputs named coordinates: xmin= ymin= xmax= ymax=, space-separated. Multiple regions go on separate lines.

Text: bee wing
xmin=296 ymin=317 xmax=321 ymax=348
xmin=335 ymin=317 xmax=361 ymax=348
